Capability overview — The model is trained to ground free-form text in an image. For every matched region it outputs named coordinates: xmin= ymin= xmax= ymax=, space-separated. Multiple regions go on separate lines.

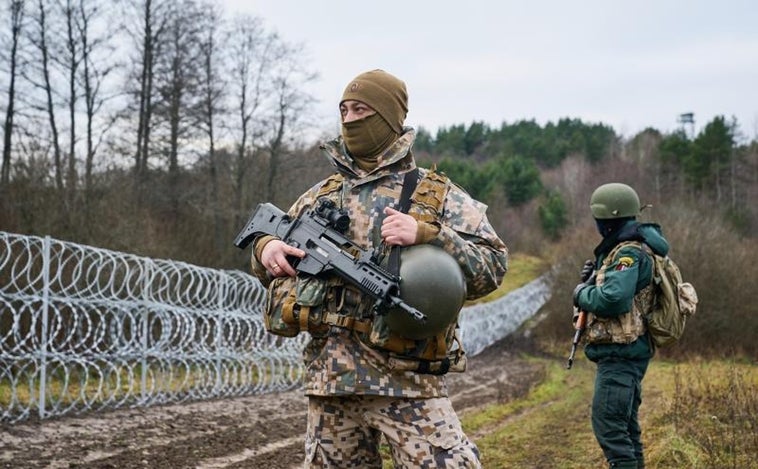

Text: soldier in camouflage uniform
xmin=249 ymin=69 xmax=508 ymax=468
xmin=572 ymin=183 xmax=670 ymax=469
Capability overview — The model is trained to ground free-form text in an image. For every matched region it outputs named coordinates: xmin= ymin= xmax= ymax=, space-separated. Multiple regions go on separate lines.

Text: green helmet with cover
xmin=590 ymin=183 xmax=641 ymax=219
xmin=385 ymin=244 xmax=466 ymax=340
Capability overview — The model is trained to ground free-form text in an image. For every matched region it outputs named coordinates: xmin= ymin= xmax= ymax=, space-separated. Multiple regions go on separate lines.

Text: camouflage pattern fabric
xmin=305 ymin=394 xmax=481 ymax=468
xmin=585 ymin=241 xmax=654 ymax=344
xmin=302 ymin=328 xmax=449 ymax=397
xmin=250 ymin=128 xmax=508 ymax=398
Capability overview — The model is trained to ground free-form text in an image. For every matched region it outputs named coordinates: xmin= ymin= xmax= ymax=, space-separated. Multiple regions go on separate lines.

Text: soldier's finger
xmin=282 ymin=244 xmax=306 ymax=258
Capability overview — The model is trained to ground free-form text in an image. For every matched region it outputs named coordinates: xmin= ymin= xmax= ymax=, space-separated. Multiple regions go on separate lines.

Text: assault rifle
xmin=234 ymin=199 xmax=427 ymax=323
xmin=566 ymin=309 xmax=587 ymax=369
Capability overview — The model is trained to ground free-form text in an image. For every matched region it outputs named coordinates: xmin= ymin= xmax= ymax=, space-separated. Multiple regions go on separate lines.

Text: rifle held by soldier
xmin=234 ymin=199 xmax=427 ymax=323
xmin=566 ymin=309 xmax=587 ymax=369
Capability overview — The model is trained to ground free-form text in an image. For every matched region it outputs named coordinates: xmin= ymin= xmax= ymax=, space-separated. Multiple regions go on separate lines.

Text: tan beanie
xmin=340 ymin=69 xmax=408 ymax=134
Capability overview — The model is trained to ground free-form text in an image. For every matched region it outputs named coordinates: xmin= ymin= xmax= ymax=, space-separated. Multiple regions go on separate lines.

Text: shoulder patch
xmin=616 ymin=256 xmax=635 ymax=270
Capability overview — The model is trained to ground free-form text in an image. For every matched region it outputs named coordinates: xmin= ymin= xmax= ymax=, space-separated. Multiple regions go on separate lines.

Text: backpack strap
xmin=603 ymin=240 xmax=656 ymax=293
xmin=603 ymin=240 xmax=642 ymax=267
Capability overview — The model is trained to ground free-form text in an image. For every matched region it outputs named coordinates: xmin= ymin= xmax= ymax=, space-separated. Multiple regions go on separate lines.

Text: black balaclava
xmin=595 ymin=217 xmax=634 ymax=238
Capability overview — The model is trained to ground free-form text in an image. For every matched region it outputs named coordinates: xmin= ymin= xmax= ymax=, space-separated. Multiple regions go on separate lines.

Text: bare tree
xmin=263 ymin=39 xmax=317 ymax=202
xmin=196 ymin=0 xmax=226 ymax=254
xmin=152 ymin=0 xmax=202 ymax=192
xmin=227 ymin=14 xmax=272 ymax=225
xmin=27 ymin=0 xmax=64 ymax=191
xmin=1 ymin=1 xmax=26 ymax=189
xmin=73 ymin=0 xmax=120 ymax=200
xmin=58 ymin=0 xmax=82 ymax=208
xmin=122 ymin=0 xmax=168 ymax=185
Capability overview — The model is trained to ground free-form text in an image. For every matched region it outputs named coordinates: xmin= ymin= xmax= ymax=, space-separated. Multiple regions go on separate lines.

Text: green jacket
xmin=577 ymin=220 xmax=669 ymax=362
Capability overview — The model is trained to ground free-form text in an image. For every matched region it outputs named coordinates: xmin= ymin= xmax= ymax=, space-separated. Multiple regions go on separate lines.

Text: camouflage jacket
xmin=251 ymin=128 xmax=509 ymax=397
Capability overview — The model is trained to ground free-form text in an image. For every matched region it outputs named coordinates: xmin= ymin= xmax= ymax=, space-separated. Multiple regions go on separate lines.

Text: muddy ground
xmin=0 ymin=337 xmax=544 ymax=469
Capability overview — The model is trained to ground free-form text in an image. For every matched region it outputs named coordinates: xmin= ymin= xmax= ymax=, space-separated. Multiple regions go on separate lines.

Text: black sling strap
xmin=387 ymin=168 xmax=419 ymax=275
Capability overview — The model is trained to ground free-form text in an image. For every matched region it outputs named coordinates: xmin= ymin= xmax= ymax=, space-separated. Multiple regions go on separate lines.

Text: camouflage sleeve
xmin=428 ymin=183 xmax=508 ymax=300
xmin=248 ymin=181 xmax=325 ymax=285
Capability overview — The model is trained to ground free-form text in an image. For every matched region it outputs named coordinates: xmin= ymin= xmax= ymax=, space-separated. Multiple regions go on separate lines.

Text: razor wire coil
xmin=0 ymin=231 xmax=549 ymax=423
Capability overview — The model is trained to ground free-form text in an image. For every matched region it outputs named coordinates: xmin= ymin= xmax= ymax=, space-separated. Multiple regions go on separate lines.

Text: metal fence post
xmin=215 ymin=275 xmax=223 ymax=392
xmin=141 ymin=260 xmax=150 ymax=402
xmin=38 ymin=235 xmax=51 ymax=419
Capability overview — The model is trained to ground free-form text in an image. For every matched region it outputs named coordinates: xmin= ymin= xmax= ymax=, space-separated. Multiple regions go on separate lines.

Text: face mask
xmin=341 ymin=113 xmax=398 ymax=164
xmin=595 ymin=217 xmax=630 ymax=237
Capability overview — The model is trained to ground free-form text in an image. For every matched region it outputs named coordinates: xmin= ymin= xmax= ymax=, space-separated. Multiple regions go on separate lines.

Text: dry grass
xmin=533 ymin=199 xmax=758 ymax=359
xmin=644 ymin=359 xmax=758 ymax=468
xmin=460 ymin=356 xmax=758 ymax=469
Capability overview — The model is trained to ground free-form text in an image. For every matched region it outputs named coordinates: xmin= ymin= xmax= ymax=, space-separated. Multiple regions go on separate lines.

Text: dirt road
xmin=0 ymin=338 xmax=542 ymax=469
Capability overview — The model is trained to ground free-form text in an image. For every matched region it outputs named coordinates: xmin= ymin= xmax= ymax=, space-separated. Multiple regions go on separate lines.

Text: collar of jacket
xmin=594 ymin=219 xmax=643 ymax=258
xmin=320 ymin=127 xmax=417 ymax=187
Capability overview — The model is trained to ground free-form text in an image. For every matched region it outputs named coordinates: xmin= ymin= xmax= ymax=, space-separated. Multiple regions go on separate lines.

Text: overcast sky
xmin=222 ymin=1 xmax=758 ymax=142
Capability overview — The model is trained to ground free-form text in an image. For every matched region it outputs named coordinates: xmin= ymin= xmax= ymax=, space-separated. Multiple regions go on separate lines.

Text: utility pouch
xmin=366 ymin=313 xmax=418 ymax=355
xmin=264 ymin=275 xmax=329 ymax=337
xmin=361 ymin=314 xmax=465 ymax=375
xmin=386 ymin=335 xmax=467 ymax=375
xmin=586 ymin=312 xmax=642 ymax=345
xmin=264 ymin=276 xmax=300 ymax=337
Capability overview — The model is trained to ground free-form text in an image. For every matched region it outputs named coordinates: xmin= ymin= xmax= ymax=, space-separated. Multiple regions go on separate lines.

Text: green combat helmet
xmin=385 ymin=244 xmax=466 ymax=340
xmin=590 ymin=183 xmax=640 ymax=219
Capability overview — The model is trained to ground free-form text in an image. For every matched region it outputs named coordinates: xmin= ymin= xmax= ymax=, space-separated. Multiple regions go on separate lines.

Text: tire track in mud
xmin=0 ymin=339 xmax=543 ymax=469
xmin=1 ymin=392 xmax=308 ymax=469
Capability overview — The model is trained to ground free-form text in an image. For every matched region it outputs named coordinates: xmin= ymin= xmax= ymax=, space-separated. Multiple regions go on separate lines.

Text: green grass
xmin=465 ymin=357 xmax=607 ymax=468
xmin=466 ymin=252 xmax=548 ymax=305
xmin=458 ymin=356 xmax=758 ymax=469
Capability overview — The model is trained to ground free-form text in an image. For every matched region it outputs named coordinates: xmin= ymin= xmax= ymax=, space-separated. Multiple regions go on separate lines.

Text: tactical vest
xmin=264 ymin=168 xmax=466 ymax=375
xmin=585 ymin=241 xmax=655 ymax=345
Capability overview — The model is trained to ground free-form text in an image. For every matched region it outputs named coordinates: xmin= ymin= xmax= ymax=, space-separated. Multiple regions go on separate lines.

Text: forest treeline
xmin=1 ymin=1 xmax=757 ymax=355
xmin=0 ymin=0 xmax=321 ymax=265
xmin=414 ymin=115 xmax=757 ymax=241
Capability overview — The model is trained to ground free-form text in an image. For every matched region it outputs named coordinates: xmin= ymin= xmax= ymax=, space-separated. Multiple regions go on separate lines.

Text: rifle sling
xmin=388 ymin=168 xmax=419 ymax=275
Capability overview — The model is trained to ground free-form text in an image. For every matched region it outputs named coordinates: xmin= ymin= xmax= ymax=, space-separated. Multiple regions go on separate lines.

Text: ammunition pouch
xmin=263 ymin=275 xmax=332 ymax=337
xmin=584 ymin=242 xmax=649 ymax=345
xmin=385 ymin=334 xmax=467 ymax=375
xmin=263 ymin=167 xmax=465 ymax=374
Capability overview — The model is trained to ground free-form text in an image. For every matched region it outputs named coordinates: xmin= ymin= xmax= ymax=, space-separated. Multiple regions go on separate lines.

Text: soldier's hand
xmin=580 ymin=259 xmax=595 ymax=282
xmin=381 ymin=207 xmax=418 ymax=246
xmin=261 ymin=239 xmax=305 ymax=277
xmin=573 ymin=283 xmax=587 ymax=307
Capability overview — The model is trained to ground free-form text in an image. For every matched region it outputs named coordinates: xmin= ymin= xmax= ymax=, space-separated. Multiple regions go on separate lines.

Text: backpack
xmin=641 ymin=245 xmax=698 ymax=348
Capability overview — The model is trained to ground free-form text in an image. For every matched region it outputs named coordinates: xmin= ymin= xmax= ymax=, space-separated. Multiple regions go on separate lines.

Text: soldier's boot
xmin=609 ymin=460 xmax=638 ymax=469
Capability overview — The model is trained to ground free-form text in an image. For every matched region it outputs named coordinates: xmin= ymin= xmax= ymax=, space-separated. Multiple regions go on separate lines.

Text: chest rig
xmin=585 ymin=241 xmax=655 ymax=345
xmin=276 ymin=167 xmax=466 ymax=374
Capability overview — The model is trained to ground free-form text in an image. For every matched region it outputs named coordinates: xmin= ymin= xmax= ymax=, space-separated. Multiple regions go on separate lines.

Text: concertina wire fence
xmin=0 ymin=231 xmax=550 ymax=423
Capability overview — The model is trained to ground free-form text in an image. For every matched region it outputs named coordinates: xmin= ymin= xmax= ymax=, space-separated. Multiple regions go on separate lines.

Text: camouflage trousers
xmin=305 ymin=394 xmax=481 ymax=468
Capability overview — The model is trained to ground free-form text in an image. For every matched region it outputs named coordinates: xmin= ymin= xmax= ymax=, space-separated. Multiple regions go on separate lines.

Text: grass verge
xmin=466 ymin=252 xmax=548 ymax=305
xmin=461 ymin=355 xmax=758 ymax=469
